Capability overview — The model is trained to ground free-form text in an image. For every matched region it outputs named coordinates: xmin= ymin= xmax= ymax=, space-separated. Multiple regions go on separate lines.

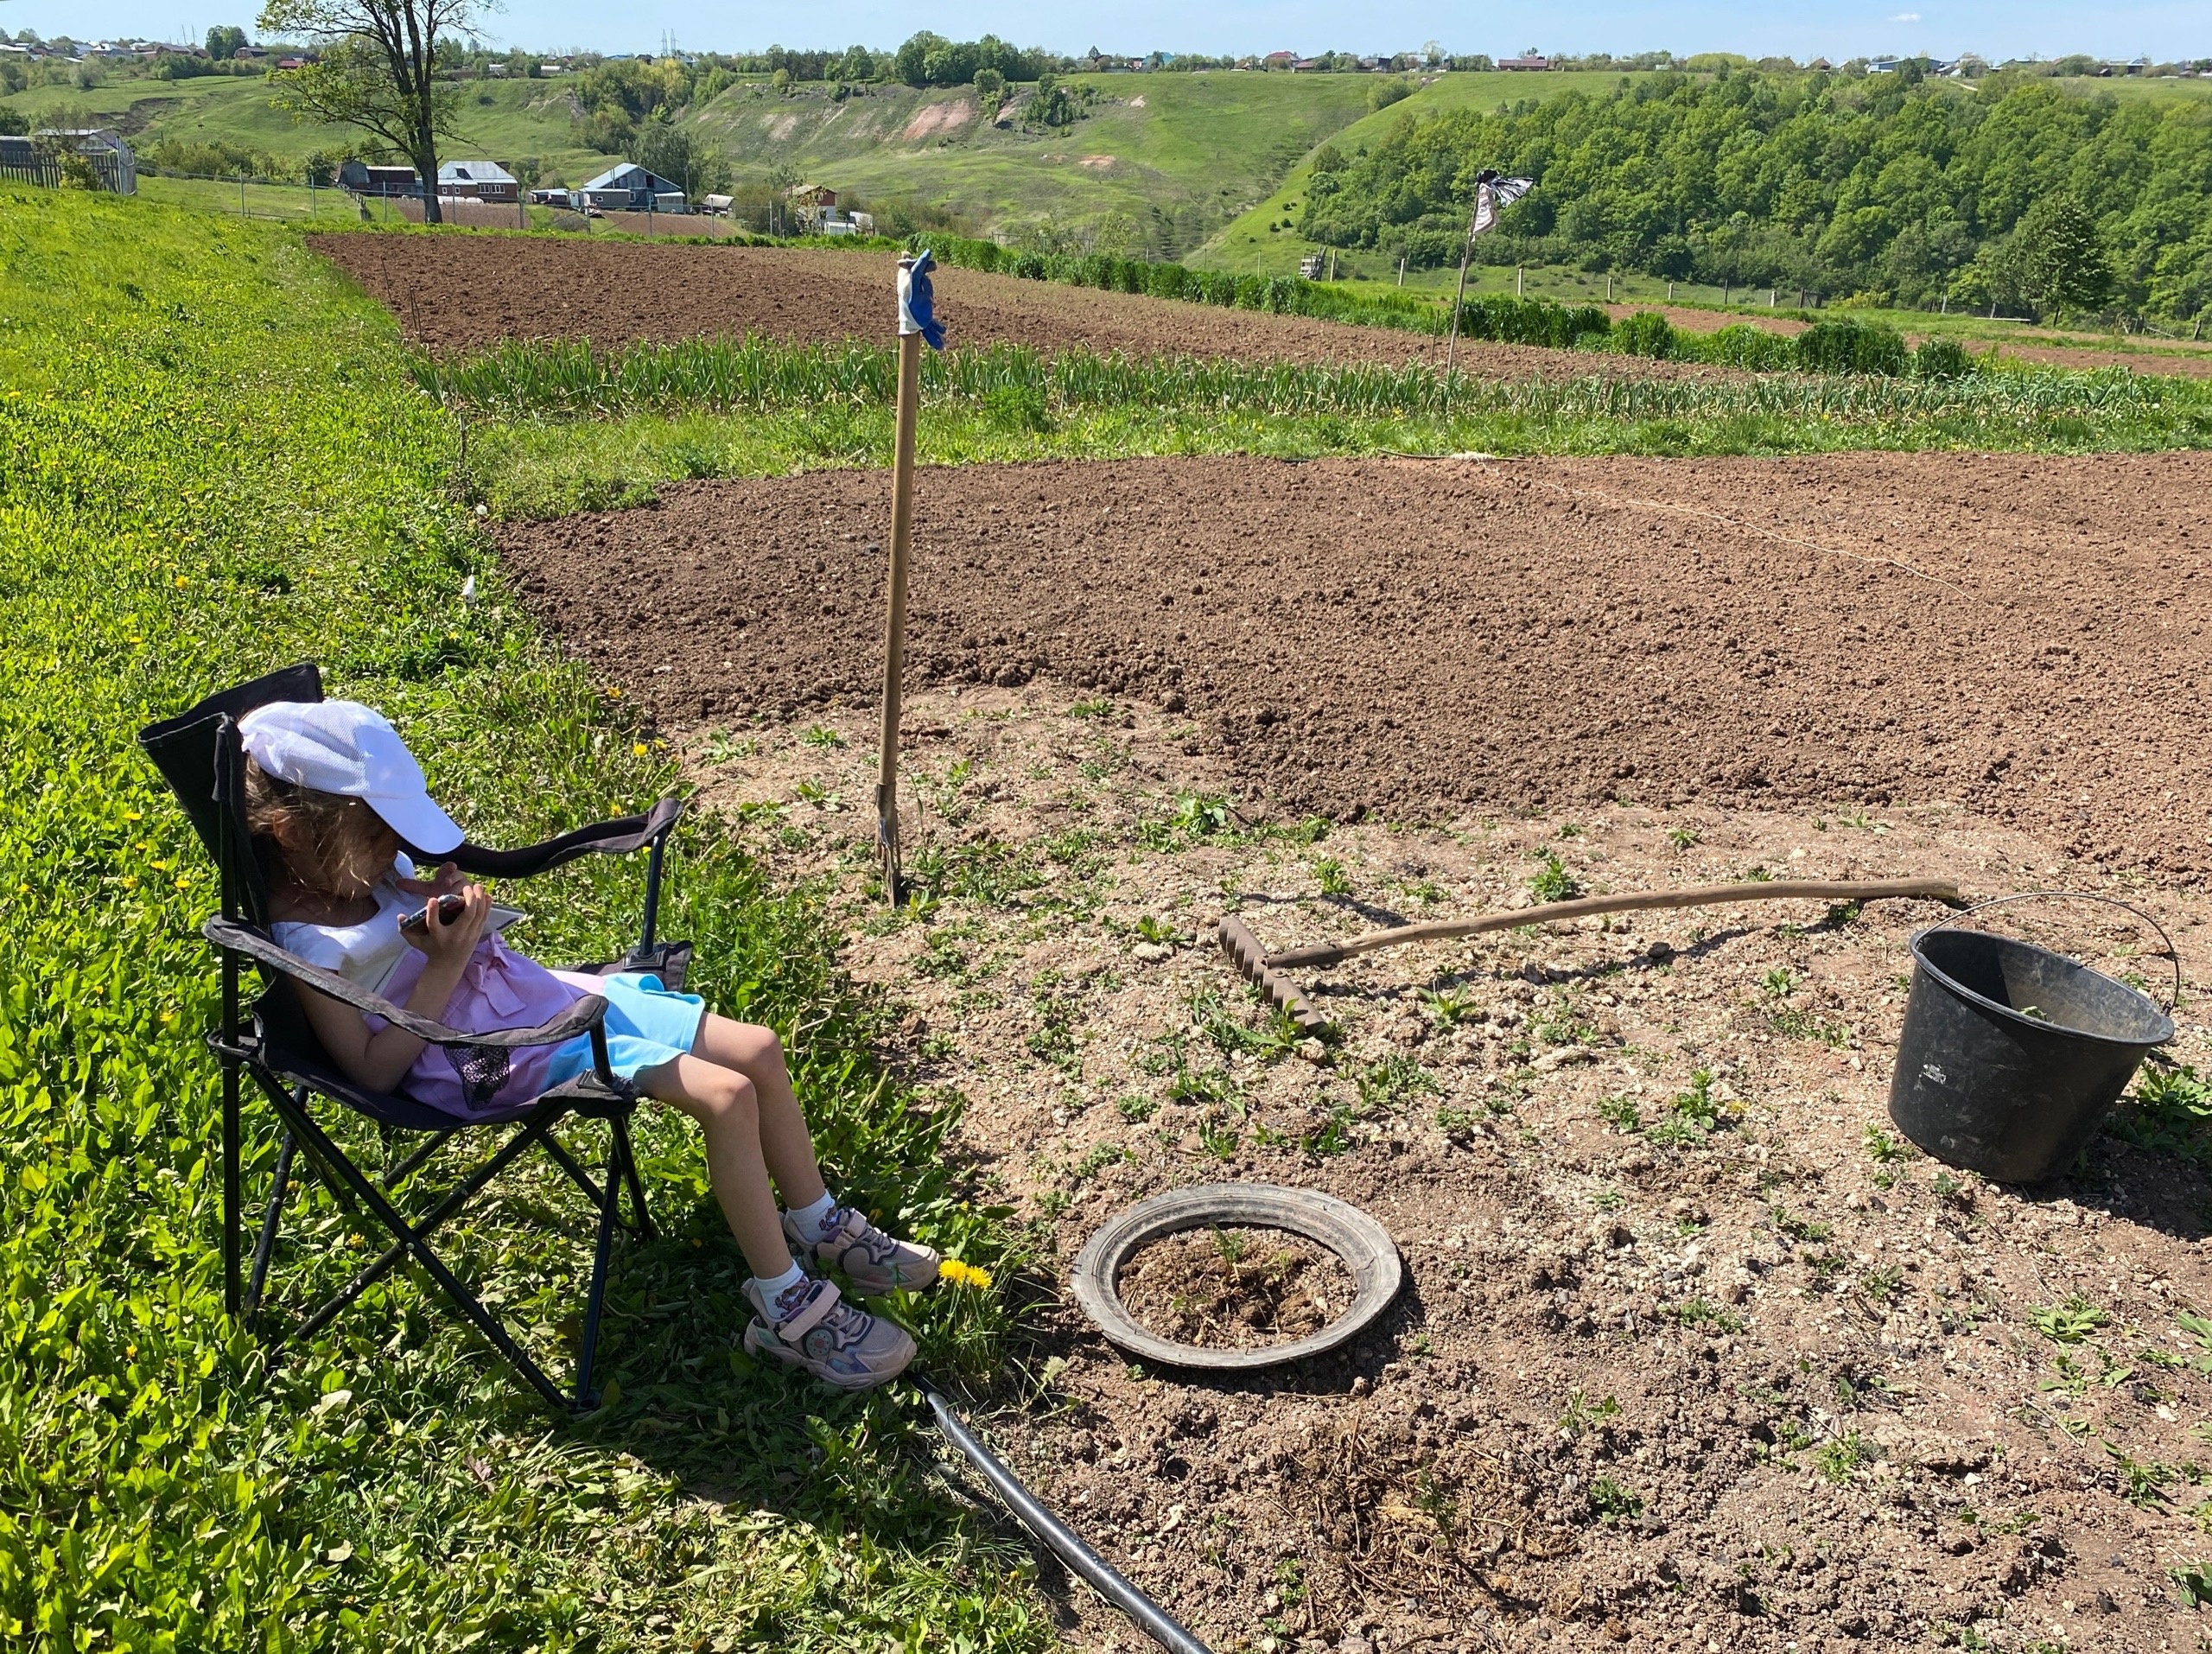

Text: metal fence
xmin=0 ymin=135 xmax=137 ymax=194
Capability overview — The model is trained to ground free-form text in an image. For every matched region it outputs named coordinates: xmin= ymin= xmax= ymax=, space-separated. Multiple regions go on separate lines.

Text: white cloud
xmin=1890 ymin=10 xmax=1922 ymax=19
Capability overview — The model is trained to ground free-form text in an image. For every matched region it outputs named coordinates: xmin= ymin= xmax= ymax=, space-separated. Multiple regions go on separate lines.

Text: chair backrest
xmin=137 ymin=661 xmax=323 ymax=926
xmin=140 ymin=665 xmax=471 ymax=1130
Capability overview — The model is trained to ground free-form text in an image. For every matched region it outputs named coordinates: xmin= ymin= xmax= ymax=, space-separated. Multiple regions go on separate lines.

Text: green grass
xmin=138 ymin=172 xmax=396 ymax=226
xmin=0 ymin=187 xmax=1045 ymax=1649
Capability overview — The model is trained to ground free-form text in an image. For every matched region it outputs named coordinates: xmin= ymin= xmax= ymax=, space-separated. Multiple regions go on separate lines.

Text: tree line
xmin=1297 ymin=67 xmax=2212 ymax=326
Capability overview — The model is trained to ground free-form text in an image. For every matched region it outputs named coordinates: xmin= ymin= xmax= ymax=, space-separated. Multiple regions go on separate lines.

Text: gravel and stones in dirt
xmin=308 ymin=235 xmax=1719 ymax=378
xmin=1118 ymin=1227 xmax=1356 ymax=1350
xmin=495 ymin=448 xmax=2212 ymax=878
xmin=631 ymin=681 xmax=2212 ymax=1654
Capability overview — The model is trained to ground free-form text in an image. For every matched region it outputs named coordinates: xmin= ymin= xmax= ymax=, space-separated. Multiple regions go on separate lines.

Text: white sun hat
xmin=236 ymin=699 xmax=465 ymax=855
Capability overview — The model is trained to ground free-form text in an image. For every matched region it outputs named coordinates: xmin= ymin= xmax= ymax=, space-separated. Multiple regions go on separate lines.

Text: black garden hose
xmin=915 ymin=1374 xmax=1213 ymax=1654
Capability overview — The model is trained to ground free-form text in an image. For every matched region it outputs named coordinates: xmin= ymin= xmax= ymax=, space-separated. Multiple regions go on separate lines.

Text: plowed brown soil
xmin=682 ymin=679 xmax=2212 ymax=1654
xmin=306 ymin=234 xmax=1720 ymax=377
xmin=494 ymin=449 xmax=2212 ymax=877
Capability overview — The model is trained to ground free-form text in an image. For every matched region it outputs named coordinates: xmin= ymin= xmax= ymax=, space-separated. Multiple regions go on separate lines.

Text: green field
xmin=7 ymin=163 xmax=2212 ymax=1643
xmin=0 ymin=183 xmax=1045 ymax=1651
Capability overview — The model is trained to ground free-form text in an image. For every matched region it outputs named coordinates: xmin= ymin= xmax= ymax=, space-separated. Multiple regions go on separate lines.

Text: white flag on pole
xmin=1468 ymin=170 xmax=1535 ymax=241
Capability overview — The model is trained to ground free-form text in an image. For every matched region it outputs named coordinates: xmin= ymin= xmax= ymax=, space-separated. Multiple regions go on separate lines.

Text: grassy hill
xmin=3 ymin=67 xmax=1611 ymax=255
xmin=690 ymin=71 xmax=1376 ymax=253
xmin=1 ymin=73 xmax=613 ymax=184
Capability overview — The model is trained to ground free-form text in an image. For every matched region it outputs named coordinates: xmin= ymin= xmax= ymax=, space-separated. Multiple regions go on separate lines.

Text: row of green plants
xmin=912 ymin=230 xmax=1443 ymax=332
xmin=412 ymin=332 xmax=2197 ymax=424
xmin=909 ymin=232 xmax=2005 ymax=378
xmin=0 ymin=193 xmax=1044 ymax=1647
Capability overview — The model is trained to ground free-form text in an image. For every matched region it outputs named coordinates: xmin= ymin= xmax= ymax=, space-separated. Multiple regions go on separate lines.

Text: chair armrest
xmin=204 ymin=917 xmax=610 ymax=1050
xmin=438 ymin=796 xmax=686 ymax=881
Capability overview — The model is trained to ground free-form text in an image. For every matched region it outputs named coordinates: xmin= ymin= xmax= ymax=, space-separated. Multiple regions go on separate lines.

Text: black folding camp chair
xmin=140 ymin=662 xmax=691 ymax=1413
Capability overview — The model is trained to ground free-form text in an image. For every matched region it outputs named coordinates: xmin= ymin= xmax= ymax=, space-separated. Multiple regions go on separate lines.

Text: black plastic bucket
xmin=1889 ymin=895 xmax=2177 ymax=1183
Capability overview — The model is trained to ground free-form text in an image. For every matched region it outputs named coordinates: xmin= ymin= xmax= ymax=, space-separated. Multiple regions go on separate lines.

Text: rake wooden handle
xmin=1267 ymin=877 xmax=1962 ymax=969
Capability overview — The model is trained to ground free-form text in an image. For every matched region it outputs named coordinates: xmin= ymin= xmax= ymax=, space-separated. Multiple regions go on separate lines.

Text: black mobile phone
xmin=398 ymin=892 xmax=467 ymax=934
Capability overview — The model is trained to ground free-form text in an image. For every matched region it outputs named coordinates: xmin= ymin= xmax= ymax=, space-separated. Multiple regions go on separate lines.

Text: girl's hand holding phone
xmin=402 ymin=881 xmax=490 ymax=965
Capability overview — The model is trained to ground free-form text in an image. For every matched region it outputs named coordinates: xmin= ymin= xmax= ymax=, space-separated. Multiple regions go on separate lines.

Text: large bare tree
xmin=257 ymin=0 xmax=494 ymax=224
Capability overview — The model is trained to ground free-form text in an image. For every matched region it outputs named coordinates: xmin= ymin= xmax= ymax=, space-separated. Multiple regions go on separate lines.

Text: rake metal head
xmin=1217 ymin=914 xmax=1330 ymax=1037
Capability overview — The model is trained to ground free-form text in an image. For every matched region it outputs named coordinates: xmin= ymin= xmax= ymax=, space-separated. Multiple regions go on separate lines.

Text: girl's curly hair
xmin=242 ymin=758 xmax=401 ymax=899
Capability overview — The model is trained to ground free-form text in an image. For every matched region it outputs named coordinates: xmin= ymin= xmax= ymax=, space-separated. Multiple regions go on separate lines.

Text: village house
xmin=575 ymin=162 xmax=686 ymax=213
xmin=335 ymin=160 xmax=421 ymax=196
xmin=437 ymin=159 xmax=518 ymax=202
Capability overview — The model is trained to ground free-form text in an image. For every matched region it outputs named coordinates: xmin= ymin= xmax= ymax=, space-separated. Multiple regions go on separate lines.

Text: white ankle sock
xmin=787 ymin=1190 xmax=839 ymax=1244
xmin=751 ymin=1260 xmax=806 ymax=1311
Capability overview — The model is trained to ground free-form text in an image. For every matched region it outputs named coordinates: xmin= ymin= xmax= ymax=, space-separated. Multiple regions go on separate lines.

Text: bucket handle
xmin=1949 ymin=890 xmax=2183 ymax=1013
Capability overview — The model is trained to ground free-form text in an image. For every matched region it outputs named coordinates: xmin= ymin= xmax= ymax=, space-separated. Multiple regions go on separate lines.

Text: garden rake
xmin=1221 ymin=876 xmax=1962 ymax=1034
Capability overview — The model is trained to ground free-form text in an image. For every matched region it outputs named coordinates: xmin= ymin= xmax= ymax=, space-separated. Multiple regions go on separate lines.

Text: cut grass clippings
xmin=0 ymin=188 xmax=1045 ymax=1648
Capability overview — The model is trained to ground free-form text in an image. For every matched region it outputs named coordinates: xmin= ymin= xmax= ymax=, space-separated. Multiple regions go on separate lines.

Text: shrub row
xmin=907 ymin=233 xmax=1974 ymax=379
xmin=913 ymin=232 xmax=1442 ymax=331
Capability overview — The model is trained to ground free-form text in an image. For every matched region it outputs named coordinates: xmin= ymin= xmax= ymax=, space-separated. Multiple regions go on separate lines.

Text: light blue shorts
xmin=544 ymin=972 xmax=708 ymax=1087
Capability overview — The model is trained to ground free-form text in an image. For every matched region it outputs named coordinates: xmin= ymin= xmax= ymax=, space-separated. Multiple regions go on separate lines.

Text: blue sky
xmin=19 ymin=0 xmax=2204 ymax=64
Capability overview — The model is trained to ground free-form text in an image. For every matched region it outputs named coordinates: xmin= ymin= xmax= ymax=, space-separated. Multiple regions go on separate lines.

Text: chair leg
xmin=613 ymin=1115 xmax=654 ymax=1239
xmin=222 ymin=1054 xmax=243 ymax=1319
xmin=574 ymin=1133 xmax=626 ymax=1411
xmin=276 ymin=1103 xmax=558 ymax=1350
xmin=256 ymin=1077 xmax=575 ymax=1413
xmin=244 ymin=1132 xmax=296 ymax=1322
xmin=537 ymin=1129 xmax=610 ymax=1210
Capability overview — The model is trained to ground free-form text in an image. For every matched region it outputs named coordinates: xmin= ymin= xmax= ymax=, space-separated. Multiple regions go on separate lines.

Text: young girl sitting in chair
xmin=238 ymin=697 xmax=937 ymax=1391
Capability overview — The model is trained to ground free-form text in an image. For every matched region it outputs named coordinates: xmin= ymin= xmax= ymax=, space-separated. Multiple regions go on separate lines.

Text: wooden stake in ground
xmin=1445 ymin=171 xmax=1531 ymax=405
xmin=875 ymin=251 xmax=947 ymax=903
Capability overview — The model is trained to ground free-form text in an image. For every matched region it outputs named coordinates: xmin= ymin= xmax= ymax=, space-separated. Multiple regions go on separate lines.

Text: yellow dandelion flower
xmin=173 ymin=576 xmax=188 ymax=588
xmin=941 ymin=1260 xmax=994 ymax=1289
xmin=121 ymin=876 xmax=138 ymax=890
xmin=124 ymin=811 xmax=142 ymax=822
xmin=633 ymin=742 xmax=649 ymax=756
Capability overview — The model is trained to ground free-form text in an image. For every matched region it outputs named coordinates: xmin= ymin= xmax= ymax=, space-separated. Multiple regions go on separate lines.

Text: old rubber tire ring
xmin=1070 ymin=1183 xmax=1403 ymax=1371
